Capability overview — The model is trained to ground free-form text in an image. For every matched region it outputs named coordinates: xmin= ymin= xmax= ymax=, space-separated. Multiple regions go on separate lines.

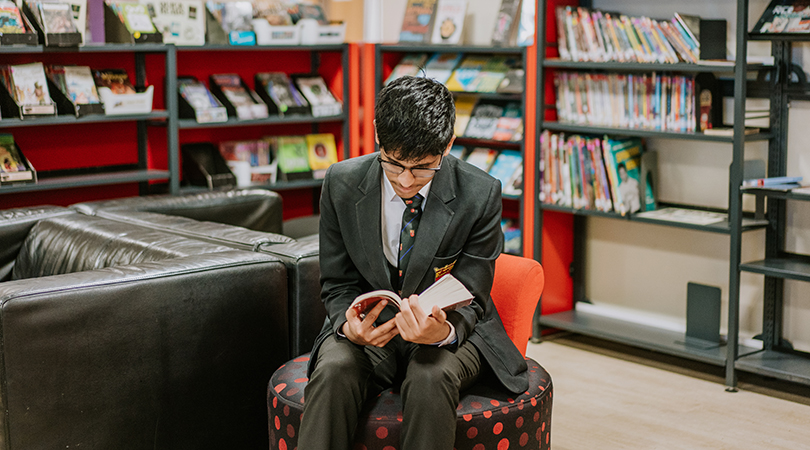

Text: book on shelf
xmin=273 ymin=135 xmax=312 ymax=181
xmin=702 ymin=127 xmax=760 ymax=136
xmin=292 ymin=74 xmax=342 ymax=117
xmin=206 ymin=1 xmax=252 ymax=33
xmin=742 ymin=176 xmax=803 ymax=187
xmin=501 ymin=218 xmax=521 ymax=254
xmin=254 ymin=0 xmax=292 ymax=26
xmin=491 ymin=101 xmax=521 ymax=141
xmin=753 ymin=0 xmax=810 ymax=34
xmin=305 ymin=132 xmax=337 ymax=179
xmin=6 ymin=63 xmax=56 ymax=115
xmin=0 ymin=1 xmax=26 ymax=34
xmin=93 ymin=68 xmax=136 ymax=94
xmin=290 ymin=2 xmax=328 ymax=25
xmin=464 ymin=101 xmax=504 ymax=139
xmin=639 ymin=150 xmax=657 ymax=212
xmin=47 ymin=65 xmax=100 ymax=105
xmin=350 ymin=273 xmax=473 ymax=317
xmin=106 ymin=1 xmax=156 ymax=34
xmin=399 ymin=0 xmax=437 ymax=43
xmin=178 ymin=77 xmax=228 ymax=123
xmin=255 ymin=72 xmax=309 ymax=117
xmin=37 ymin=1 xmax=79 ymax=33
xmin=515 ymin=0 xmax=534 ymax=47
xmin=503 ymin=163 xmax=522 ymax=197
xmin=487 ymin=149 xmax=522 ymax=195
xmin=141 ymin=0 xmax=205 ymax=45
xmin=453 ymin=94 xmax=477 ymax=137
xmin=444 ymin=54 xmax=488 ymax=92
xmin=210 ymin=73 xmax=268 ymax=119
xmin=633 ymin=207 xmax=727 ymax=225
xmin=219 ymin=139 xmax=272 ymax=166
xmin=430 ymin=0 xmax=467 ymax=45
xmin=422 ymin=53 xmax=462 ymax=84
xmin=464 ymin=147 xmax=498 ymax=172
xmin=490 ymin=0 xmax=520 ymax=46
xmin=603 ymin=136 xmax=643 ymax=215
xmin=0 ymin=134 xmax=34 ymax=183
xmin=497 ymin=64 xmax=524 ymax=94
xmin=385 ymin=53 xmax=429 ymax=85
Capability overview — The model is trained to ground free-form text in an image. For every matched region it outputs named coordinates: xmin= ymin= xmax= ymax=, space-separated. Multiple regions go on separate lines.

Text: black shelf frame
xmin=541 ymin=58 xmax=766 ymax=73
xmin=0 ymin=44 xmax=179 ymax=196
xmin=542 ymin=121 xmax=774 ymax=142
xmin=374 ymin=43 xmax=528 ymax=256
xmin=177 ymin=114 xmax=345 ymax=129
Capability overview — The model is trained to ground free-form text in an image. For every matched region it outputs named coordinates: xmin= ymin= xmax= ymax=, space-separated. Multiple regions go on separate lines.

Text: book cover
xmin=399 ymin=0 xmax=437 ymax=43
xmin=753 ymin=0 xmax=810 ymax=33
xmin=179 ymin=78 xmax=221 ymax=109
xmin=117 ymin=2 xmax=157 ymax=33
xmin=0 ymin=1 xmax=25 ymax=34
xmin=497 ymin=66 xmax=524 ymax=94
xmin=305 ymin=132 xmax=338 ymax=178
xmin=93 ymin=68 xmax=136 ymax=94
xmin=142 ymin=0 xmax=205 ymax=45
xmin=453 ymin=94 xmax=477 ymax=137
xmin=38 ymin=1 xmax=78 ymax=33
xmin=294 ymin=3 xmax=328 ymax=24
xmin=294 ymin=75 xmax=338 ymax=106
xmin=430 ymin=0 xmax=467 ymax=44
xmin=603 ymin=136 xmax=643 ymax=215
xmin=464 ymin=101 xmax=504 ymax=139
xmin=639 ymin=150 xmax=657 ymax=212
xmin=420 ymin=53 xmax=461 ymax=84
xmin=350 ymin=273 xmax=473 ymax=316
xmin=211 ymin=73 xmax=256 ymax=107
xmin=464 ymin=147 xmax=498 ymax=172
xmin=217 ymin=1 xmax=252 ymax=32
xmin=515 ymin=0 xmax=534 ymax=46
xmin=491 ymin=0 xmax=520 ymax=46
xmin=385 ymin=53 xmax=429 ymax=85
xmin=275 ymin=135 xmax=312 ymax=179
xmin=0 ymin=134 xmax=25 ymax=173
xmin=62 ymin=66 xmax=100 ymax=104
xmin=444 ymin=54 xmax=488 ymax=92
xmin=10 ymin=63 xmax=52 ymax=106
xmin=488 ymin=150 xmax=522 ymax=193
xmin=471 ymin=56 xmax=513 ymax=93
xmin=491 ymin=101 xmax=521 ymax=141
xmin=255 ymin=72 xmax=308 ymax=115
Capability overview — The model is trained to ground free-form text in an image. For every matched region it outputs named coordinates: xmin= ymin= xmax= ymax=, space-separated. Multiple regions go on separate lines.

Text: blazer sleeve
xmin=318 ymin=166 xmax=364 ymax=336
xmin=446 ymin=178 xmax=504 ymax=347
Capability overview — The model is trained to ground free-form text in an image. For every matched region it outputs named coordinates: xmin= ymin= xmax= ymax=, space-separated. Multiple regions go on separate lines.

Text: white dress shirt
xmin=381 ymin=175 xmax=456 ymax=347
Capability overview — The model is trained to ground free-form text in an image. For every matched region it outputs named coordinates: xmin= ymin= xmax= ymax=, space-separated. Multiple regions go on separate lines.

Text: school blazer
xmin=310 ymin=153 xmax=528 ymax=394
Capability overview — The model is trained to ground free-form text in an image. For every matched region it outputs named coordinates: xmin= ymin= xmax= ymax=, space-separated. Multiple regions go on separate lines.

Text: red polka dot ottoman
xmin=268 ymin=354 xmax=552 ymax=450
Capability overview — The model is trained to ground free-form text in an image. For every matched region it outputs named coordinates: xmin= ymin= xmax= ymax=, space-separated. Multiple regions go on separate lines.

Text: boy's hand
xmin=343 ymin=299 xmax=399 ymax=347
xmin=395 ymin=295 xmax=452 ymax=344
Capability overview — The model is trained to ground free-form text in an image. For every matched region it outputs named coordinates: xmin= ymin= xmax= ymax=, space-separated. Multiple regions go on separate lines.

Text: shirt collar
xmin=382 ymin=174 xmax=432 ymax=206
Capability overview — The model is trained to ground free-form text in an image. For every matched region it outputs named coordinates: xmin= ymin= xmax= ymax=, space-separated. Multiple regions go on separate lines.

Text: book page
xmin=350 ymin=290 xmax=402 ymax=316
xmin=418 ymin=274 xmax=473 ymax=312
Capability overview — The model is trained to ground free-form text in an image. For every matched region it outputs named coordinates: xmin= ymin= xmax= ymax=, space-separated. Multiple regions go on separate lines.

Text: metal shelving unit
xmin=0 ymin=44 xmax=178 ymax=196
xmin=534 ymin=0 xmax=778 ymax=388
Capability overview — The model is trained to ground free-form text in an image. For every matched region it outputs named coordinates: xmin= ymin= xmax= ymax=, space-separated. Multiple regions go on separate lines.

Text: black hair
xmin=375 ymin=76 xmax=455 ymax=162
xmin=617 ymin=162 xmax=627 ymax=172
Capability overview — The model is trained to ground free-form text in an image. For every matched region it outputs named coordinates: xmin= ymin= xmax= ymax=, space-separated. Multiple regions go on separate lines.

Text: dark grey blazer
xmin=310 ymin=152 xmax=528 ymax=394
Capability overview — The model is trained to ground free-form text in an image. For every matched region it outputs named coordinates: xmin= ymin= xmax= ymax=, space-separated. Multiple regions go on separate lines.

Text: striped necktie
xmin=398 ymin=193 xmax=424 ymax=290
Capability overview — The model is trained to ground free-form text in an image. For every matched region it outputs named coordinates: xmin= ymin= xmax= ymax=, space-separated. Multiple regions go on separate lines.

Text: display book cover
xmin=22 ymin=0 xmax=82 ymax=46
xmin=384 ymin=53 xmax=429 ymax=86
xmin=0 ymin=0 xmax=38 ymax=46
xmin=103 ymin=0 xmax=162 ymax=43
xmin=430 ymin=0 xmax=467 ymax=45
xmin=0 ymin=62 xmax=57 ymax=117
xmin=291 ymin=74 xmax=341 ymax=118
xmin=46 ymin=65 xmax=104 ymax=117
xmin=205 ymin=1 xmax=254 ymax=45
xmin=305 ymin=133 xmax=337 ymax=179
xmin=177 ymin=76 xmax=228 ymax=123
xmin=0 ymin=133 xmax=36 ymax=184
xmin=272 ymin=135 xmax=313 ymax=182
xmin=752 ymin=0 xmax=810 ymax=35
xmin=142 ymin=0 xmax=205 ymax=46
xmin=350 ymin=273 xmax=473 ymax=317
xmin=254 ymin=72 xmax=310 ymax=117
xmin=209 ymin=73 xmax=269 ymax=120
xmin=399 ymin=0 xmax=437 ymax=43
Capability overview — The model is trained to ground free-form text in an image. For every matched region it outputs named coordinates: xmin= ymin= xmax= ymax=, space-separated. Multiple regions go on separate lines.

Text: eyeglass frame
xmin=377 ymin=151 xmax=444 ymax=179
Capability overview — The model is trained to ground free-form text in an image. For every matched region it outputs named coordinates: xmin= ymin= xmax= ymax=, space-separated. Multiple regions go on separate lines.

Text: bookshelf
xmin=375 ymin=44 xmax=529 ymax=253
xmin=533 ymin=0 xmax=780 ymax=390
xmin=0 ymin=44 xmax=177 ymax=203
xmin=733 ymin=27 xmax=810 ymax=386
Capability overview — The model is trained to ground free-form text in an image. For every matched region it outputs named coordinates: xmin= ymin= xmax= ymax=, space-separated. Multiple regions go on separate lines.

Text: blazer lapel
xmin=356 ymin=161 xmax=395 ymax=292
xmin=401 ymin=162 xmax=457 ymax=295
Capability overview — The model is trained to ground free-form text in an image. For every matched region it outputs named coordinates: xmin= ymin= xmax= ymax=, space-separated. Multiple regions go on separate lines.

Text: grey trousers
xmin=298 ymin=333 xmax=482 ymax=450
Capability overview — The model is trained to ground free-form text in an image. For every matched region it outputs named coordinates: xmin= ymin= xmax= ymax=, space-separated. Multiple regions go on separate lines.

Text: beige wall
xmin=324 ymin=0 xmax=363 ymax=42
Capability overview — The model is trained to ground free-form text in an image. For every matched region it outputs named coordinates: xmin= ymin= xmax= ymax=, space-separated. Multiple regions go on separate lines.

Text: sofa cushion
xmin=12 ymin=215 xmax=231 ymax=280
xmin=0 ymin=206 xmax=73 ymax=282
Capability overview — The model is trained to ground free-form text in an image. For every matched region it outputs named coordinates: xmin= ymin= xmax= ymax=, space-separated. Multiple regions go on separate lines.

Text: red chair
xmin=268 ymin=254 xmax=552 ymax=450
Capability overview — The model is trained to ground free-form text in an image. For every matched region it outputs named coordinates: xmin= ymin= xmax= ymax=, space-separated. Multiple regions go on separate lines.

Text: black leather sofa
xmin=0 ymin=207 xmax=289 ymax=450
xmin=79 ymin=208 xmax=324 ymax=357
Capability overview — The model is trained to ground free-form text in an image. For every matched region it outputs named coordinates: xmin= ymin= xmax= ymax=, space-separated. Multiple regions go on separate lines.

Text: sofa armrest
xmin=72 ymin=188 xmax=284 ymax=234
xmin=0 ymin=250 xmax=288 ymax=450
xmin=0 ymin=206 xmax=73 ymax=282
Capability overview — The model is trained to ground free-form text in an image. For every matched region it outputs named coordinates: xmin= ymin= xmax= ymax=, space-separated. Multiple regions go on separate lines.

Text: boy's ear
xmin=443 ymin=136 xmax=456 ymax=156
xmin=373 ymin=120 xmax=379 ymax=145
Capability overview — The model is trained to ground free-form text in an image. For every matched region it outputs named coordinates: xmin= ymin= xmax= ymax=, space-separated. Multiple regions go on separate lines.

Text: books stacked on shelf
xmin=385 ymin=53 xmax=429 ymax=85
xmin=141 ymin=0 xmax=205 ymax=45
xmin=501 ymin=218 xmax=521 ymax=255
xmin=752 ymin=0 xmax=810 ymax=34
xmin=0 ymin=62 xmax=57 ymax=116
xmin=292 ymin=74 xmax=342 ymax=117
xmin=453 ymin=94 xmax=477 ymax=137
xmin=219 ymin=138 xmax=273 ymax=186
xmin=445 ymin=54 xmax=515 ymax=93
xmin=46 ymin=65 xmax=100 ymax=106
xmin=106 ymin=1 xmax=158 ymax=36
xmin=742 ymin=175 xmax=804 ymax=190
xmin=464 ymin=101 xmax=503 ymax=139
xmin=461 ymin=99 xmax=522 ymax=141
xmin=255 ymin=72 xmax=309 ymax=117
xmin=0 ymin=133 xmax=35 ymax=184
xmin=210 ymin=73 xmax=268 ymax=119
xmin=178 ymin=77 xmax=228 ymax=123
xmin=554 ymin=6 xmax=720 ymax=64
xmin=540 ymin=130 xmax=655 ymax=215
xmin=422 ymin=52 xmax=463 ymax=84
xmin=430 ymin=0 xmax=467 ymax=45
xmin=491 ymin=0 xmax=521 ymax=46
xmin=554 ymin=71 xmax=697 ymax=133
xmin=487 ymin=149 xmax=522 ymax=196
xmin=463 ymin=147 xmax=497 ymax=172
xmin=399 ymin=0 xmax=438 ymax=43
xmin=0 ymin=1 xmax=27 ymax=34
xmin=491 ymin=101 xmax=522 ymax=141
xmin=93 ymin=68 xmax=154 ymax=115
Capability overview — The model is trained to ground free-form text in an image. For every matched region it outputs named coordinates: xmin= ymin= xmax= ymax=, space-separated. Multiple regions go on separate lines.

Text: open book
xmin=350 ymin=274 xmax=473 ymax=317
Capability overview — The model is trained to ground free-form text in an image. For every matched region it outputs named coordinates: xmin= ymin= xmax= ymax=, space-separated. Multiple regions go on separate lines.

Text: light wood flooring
xmin=525 ymin=333 xmax=810 ymax=450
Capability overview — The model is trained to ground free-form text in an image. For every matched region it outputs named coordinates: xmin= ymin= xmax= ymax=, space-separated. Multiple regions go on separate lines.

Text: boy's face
xmin=379 ymin=148 xmax=444 ymax=199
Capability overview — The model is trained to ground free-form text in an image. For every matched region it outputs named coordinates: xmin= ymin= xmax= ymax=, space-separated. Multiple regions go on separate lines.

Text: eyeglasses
xmin=377 ymin=153 xmax=443 ymax=179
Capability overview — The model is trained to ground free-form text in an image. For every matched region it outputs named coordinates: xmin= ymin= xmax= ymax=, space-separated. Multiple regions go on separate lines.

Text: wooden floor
xmin=526 ymin=334 xmax=810 ymax=450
